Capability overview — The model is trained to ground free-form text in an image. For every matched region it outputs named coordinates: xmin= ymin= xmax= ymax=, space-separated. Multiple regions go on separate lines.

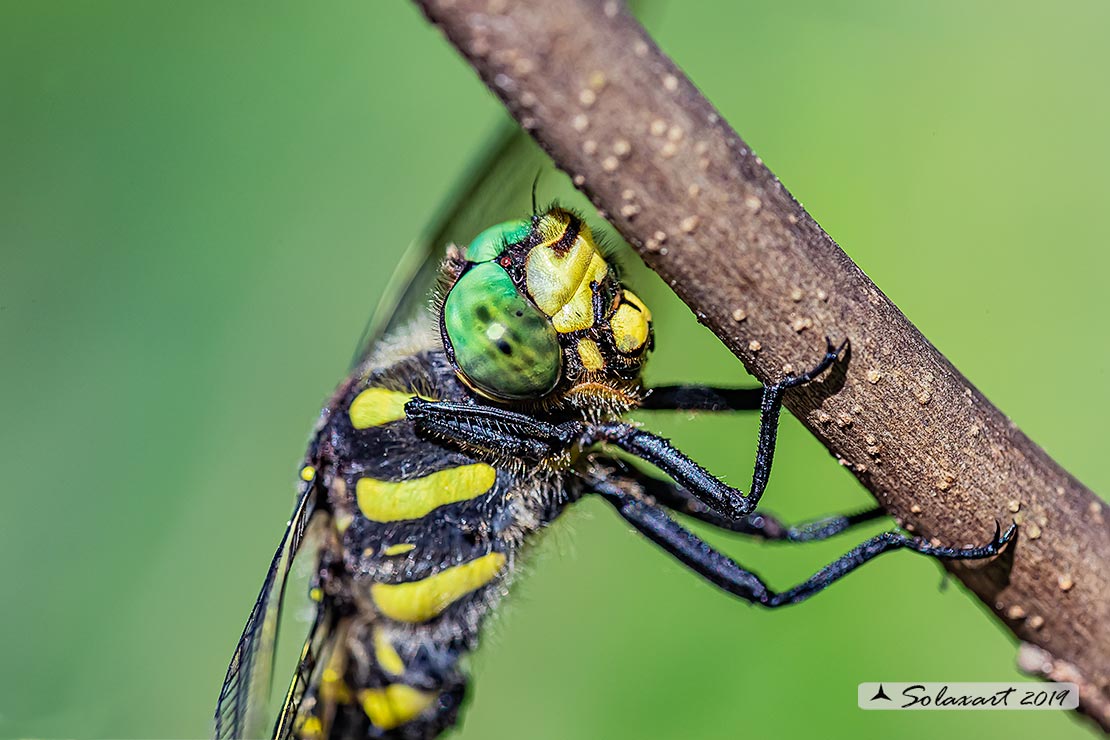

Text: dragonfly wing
xmin=271 ymin=605 xmax=334 ymax=740
xmin=214 ymin=481 xmax=317 ymax=739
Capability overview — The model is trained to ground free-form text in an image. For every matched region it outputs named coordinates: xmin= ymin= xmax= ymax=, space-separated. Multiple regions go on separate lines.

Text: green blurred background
xmin=2 ymin=1 xmax=1107 ymax=738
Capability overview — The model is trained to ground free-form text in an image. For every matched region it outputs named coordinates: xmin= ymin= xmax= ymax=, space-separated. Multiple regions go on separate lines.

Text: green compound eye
xmin=465 ymin=218 xmax=531 ymax=263
xmin=443 ymin=262 xmax=563 ymax=400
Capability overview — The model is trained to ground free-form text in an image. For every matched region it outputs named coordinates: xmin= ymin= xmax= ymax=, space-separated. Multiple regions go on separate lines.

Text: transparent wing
xmin=271 ymin=606 xmax=334 ymax=740
xmin=349 ymin=120 xmax=554 ymax=368
xmin=214 ymin=481 xmax=317 ymax=740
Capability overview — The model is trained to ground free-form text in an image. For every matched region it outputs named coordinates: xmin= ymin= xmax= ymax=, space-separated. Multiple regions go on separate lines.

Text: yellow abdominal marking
xmin=610 ymin=289 xmax=652 ymax=353
xmin=300 ymin=465 xmax=316 ymax=482
xmin=371 ymin=552 xmax=507 ymax=623
xmin=320 ymin=666 xmax=352 ymax=704
xmin=360 ymin=685 xmax=436 ymax=730
xmin=374 ymin=631 xmax=406 ymax=676
xmin=318 ymin=630 xmax=352 ymax=704
xmin=334 ymin=510 xmax=354 ymax=535
xmin=348 ymin=387 xmax=435 ymax=429
xmin=297 ymin=715 xmax=324 ymax=739
xmin=309 ymin=587 xmax=323 ymax=602
xmin=577 ymin=338 xmax=605 ymax=371
xmin=356 ymin=463 xmax=497 ymax=522
xmin=526 ymin=216 xmax=609 ymax=333
xmin=383 ymin=543 xmax=416 ymax=556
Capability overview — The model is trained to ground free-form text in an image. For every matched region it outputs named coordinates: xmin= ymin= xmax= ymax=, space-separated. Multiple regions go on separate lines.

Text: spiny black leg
xmin=749 ymin=336 xmax=846 ymax=503
xmin=405 ymin=399 xmax=583 ymax=461
xmin=765 ymin=524 xmax=1016 ymax=606
xmin=633 ymin=337 xmax=846 ymax=516
xmin=590 ymin=478 xmax=1016 ymax=608
xmin=584 ymin=421 xmax=753 ymax=517
xmin=764 ymin=508 xmax=886 ymax=542
xmin=641 ymin=336 xmax=845 ymax=413
xmin=627 ymin=462 xmax=885 ymax=542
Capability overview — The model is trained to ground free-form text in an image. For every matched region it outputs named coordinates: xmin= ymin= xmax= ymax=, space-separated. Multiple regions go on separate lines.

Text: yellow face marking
xmin=526 ymin=216 xmax=589 ymax=313
xmin=370 ymin=551 xmax=507 ymax=623
xmin=525 ymin=216 xmax=609 ymax=334
xmin=356 ymin=463 xmax=497 ymax=522
xmin=552 ymin=253 xmax=606 ymax=333
xmin=348 ymin=388 xmax=435 ymax=429
xmin=374 ymin=631 xmax=405 ymax=676
xmin=576 ymin=338 xmax=605 ymax=371
xmin=610 ymin=290 xmax=652 ymax=353
xmin=621 ymin=289 xmax=651 ymax=320
xmin=382 ymin=543 xmax=416 ymax=556
xmin=300 ymin=465 xmax=316 ymax=482
xmin=359 ymin=685 xmax=436 ymax=730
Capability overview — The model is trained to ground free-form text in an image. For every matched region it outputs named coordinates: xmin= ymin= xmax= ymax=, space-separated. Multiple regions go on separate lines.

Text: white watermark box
xmin=858 ymin=682 xmax=1079 ymax=710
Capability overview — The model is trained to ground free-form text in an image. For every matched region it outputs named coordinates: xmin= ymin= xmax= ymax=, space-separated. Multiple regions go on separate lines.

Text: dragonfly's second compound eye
xmin=465 ymin=218 xmax=531 ymax=262
xmin=443 ymin=261 xmax=563 ymax=400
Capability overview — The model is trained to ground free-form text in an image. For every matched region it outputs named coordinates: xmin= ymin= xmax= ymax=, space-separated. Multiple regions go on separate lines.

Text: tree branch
xmin=412 ymin=0 xmax=1110 ymax=729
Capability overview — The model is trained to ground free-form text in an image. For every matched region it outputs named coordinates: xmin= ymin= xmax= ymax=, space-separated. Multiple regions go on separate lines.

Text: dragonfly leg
xmin=633 ymin=336 xmax=848 ymax=517
xmin=587 ymin=473 xmax=1016 ymax=608
xmin=405 ymin=398 xmax=584 ymax=461
xmin=639 ymin=336 xmax=846 ymax=412
xmin=585 ymin=454 xmax=884 ymax=542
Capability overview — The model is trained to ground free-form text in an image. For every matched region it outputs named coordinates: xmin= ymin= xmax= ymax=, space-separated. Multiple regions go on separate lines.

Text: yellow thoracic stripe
xmin=356 ymin=463 xmax=497 ymax=522
xmin=370 ymin=552 xmax=507 ymax=623
xmin=348 ymin=387 xmax=435 ymax=429
xmin=359 ymin=685 xmax=436 ymax=730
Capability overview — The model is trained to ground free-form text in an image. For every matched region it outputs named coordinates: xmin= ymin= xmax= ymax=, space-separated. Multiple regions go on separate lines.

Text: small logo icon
xmin=870 ymin=684 xmax=892 ymax=702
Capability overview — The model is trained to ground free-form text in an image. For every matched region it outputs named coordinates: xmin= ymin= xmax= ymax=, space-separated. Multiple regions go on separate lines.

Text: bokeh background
xmin=2 ymin=1 xmax=1108 ymax=738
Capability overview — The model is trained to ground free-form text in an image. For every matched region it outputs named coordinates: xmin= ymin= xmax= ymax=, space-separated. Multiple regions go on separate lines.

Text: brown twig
xmin=411 ymin=0 xmax=1110 ymax=729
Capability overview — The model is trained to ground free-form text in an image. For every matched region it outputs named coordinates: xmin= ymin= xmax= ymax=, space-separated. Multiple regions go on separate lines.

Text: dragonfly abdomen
xmin=295 ymin=344 xmax=574 ymax=738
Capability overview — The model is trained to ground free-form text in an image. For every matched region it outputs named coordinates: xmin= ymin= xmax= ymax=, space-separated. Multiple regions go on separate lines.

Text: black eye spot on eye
xmin=497 ymin=340 xmax=513 ymax=356
xmin=515 ymin=310 xmax=523 ymax=317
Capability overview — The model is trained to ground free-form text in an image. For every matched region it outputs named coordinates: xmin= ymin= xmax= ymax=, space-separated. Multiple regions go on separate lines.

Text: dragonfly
xmin=212 ymin=124 xmax=1014 ymax=740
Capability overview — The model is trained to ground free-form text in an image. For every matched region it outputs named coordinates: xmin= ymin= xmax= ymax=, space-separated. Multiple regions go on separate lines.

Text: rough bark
xmin=411 ymin=0 xmax=1110 ymax=729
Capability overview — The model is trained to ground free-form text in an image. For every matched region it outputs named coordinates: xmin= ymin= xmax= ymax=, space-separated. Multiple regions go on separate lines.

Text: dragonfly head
xmin=441 ymin=207 xmax=653 ymax=409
